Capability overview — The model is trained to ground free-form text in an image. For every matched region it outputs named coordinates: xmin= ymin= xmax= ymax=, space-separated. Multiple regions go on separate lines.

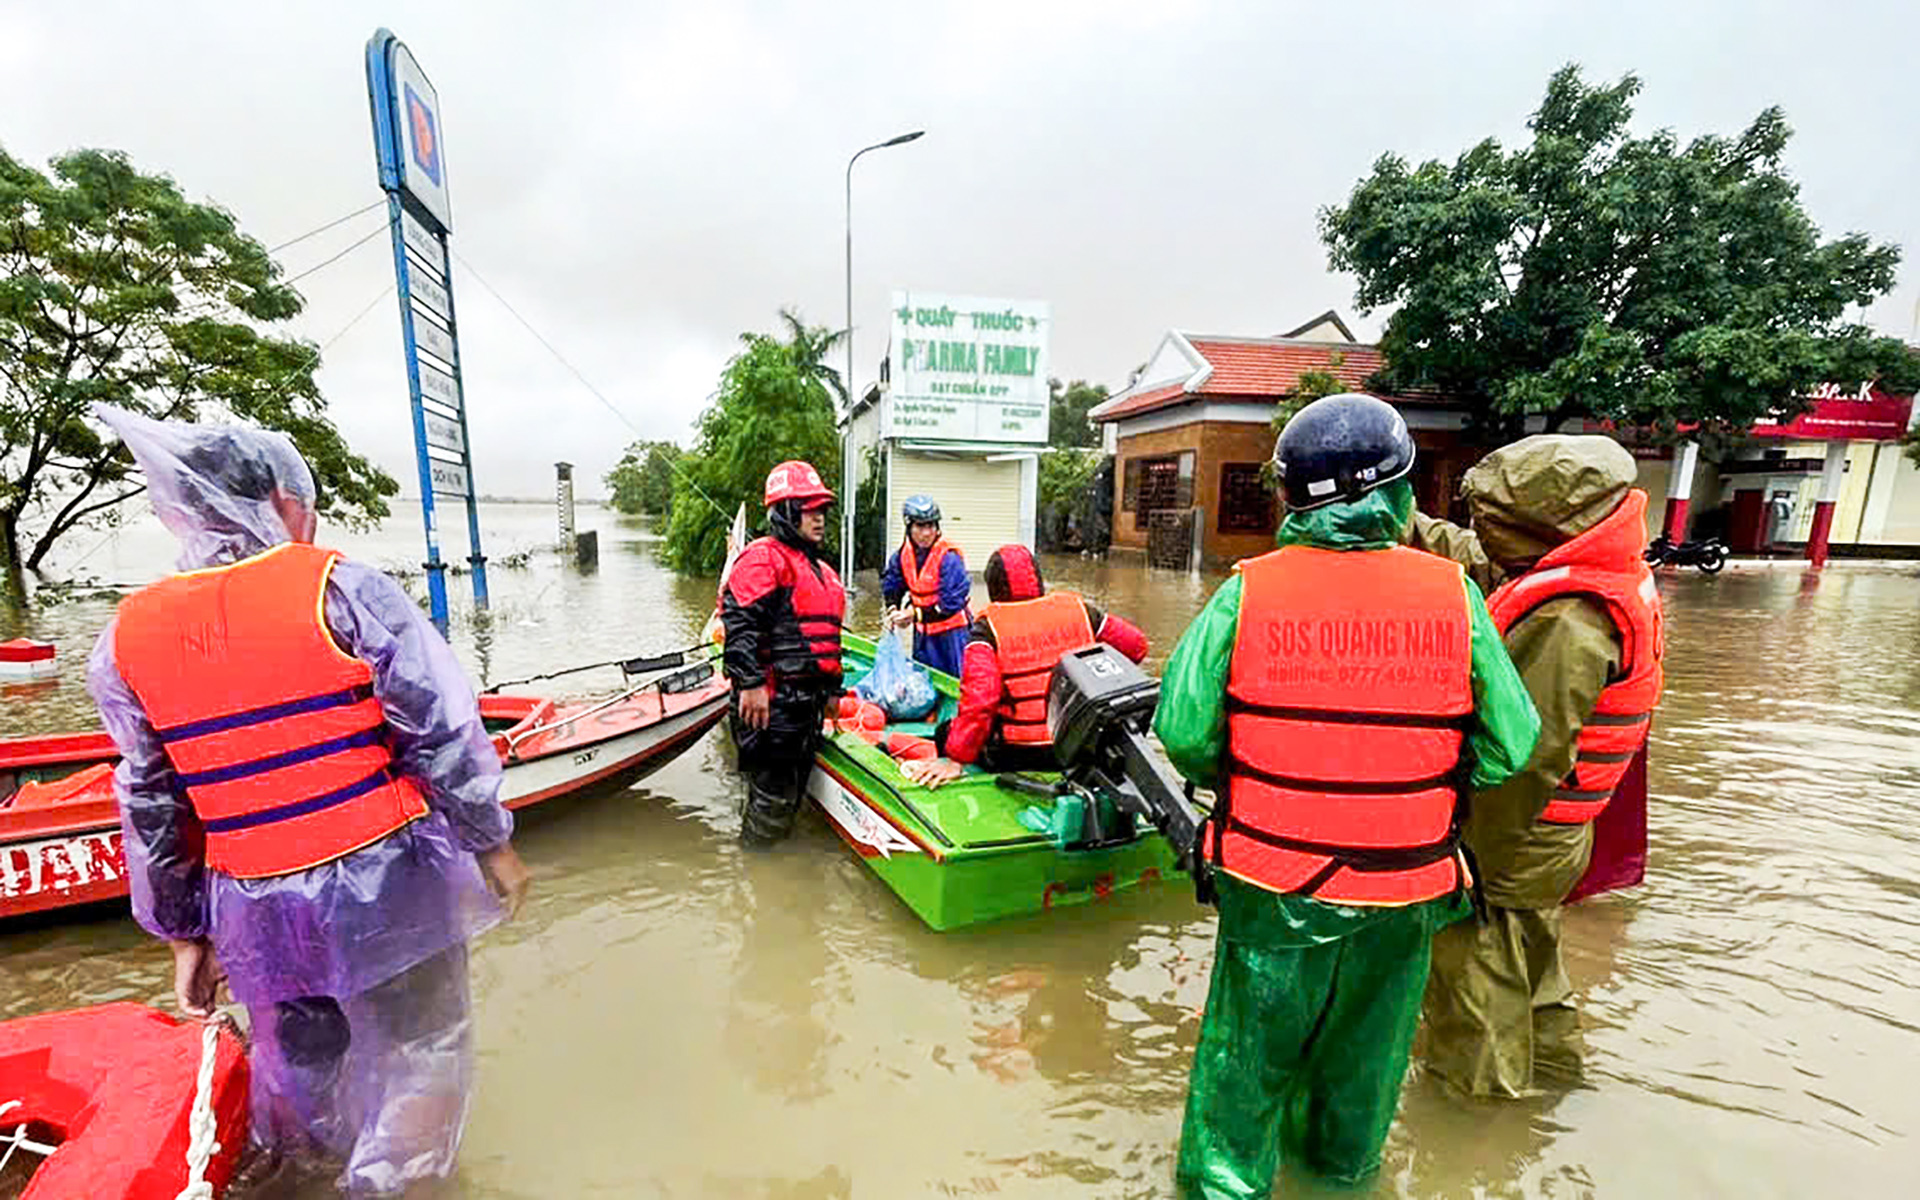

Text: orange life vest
xmin=113 ymin=543 xmax=429 ymax=880
xmin=901 ymin=538 xmax=969 ymax=636
xmin=982 ymin=591 xmax=1096 ymax=747
xmin=1486 ymin=490 xmax=1664 ymax=824
xmin=1219 ymin=545 xmax=1473 ymax=906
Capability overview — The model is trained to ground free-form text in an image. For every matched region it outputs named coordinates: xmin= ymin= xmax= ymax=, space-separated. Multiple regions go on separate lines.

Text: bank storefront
xmin=847 ymin=292 xmax=1048 ymax=569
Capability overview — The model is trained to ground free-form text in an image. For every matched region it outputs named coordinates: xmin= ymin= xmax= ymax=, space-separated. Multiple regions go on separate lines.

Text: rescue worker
xmin=1407 ymin=434 xmax=1664 ymax=1099
xmin=879 ymin=494 xmax=973 ymax=676
xmin=901 ymin=544 xmax=1147 ymax=787
xmin=83 ymin=406 xmax=530 ymax=1196
xmin=1155 ymin=394 xmax=1540 ymax=1195
xmin=722 ymin=460 xmax=846 ymax=847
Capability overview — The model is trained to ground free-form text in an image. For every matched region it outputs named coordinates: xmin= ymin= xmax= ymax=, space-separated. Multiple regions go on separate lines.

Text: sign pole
xmin=384 ymin=193 xmax=452 ymax=630
xmin=365 ymin=28 xmax=486 ymax=634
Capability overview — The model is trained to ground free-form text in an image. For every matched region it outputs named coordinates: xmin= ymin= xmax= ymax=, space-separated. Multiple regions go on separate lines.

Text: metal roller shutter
xmin=888 ymin=453 xmax=1024 ymax=571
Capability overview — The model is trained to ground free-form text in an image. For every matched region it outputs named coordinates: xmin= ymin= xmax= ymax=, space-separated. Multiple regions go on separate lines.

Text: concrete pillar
xmin=1805 ymin=441 xmax=1848 ymax=568
xmin=555 ymin=462 xmax=576 ymax=550
xmin=1663 ymin=440 xmax=1699 ymax=541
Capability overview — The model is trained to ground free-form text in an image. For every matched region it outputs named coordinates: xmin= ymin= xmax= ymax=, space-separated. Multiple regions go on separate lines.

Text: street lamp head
xmin=885 ymin=130 xmax=926 ymax=147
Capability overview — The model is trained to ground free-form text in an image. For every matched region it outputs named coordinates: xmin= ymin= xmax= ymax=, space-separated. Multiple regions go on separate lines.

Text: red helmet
xmin=763 ymin=460 xmax=835 ymax=509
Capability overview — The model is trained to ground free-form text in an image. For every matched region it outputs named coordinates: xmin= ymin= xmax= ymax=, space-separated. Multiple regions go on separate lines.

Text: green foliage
xmin=663 ymin=313 xmax=845 ymax=574
xmin=1036 ymin=447 xmax=1102 ymax=550
xmin=605 ymin=439 xmax=680 ymax=516
xmin=852 ymin=445 xmax=886 ymax=571
xmin=0 ymin=147 xmax=398 ymax=591
xmin=1320 ymin=66 xmax=1920 ymax=443
xmin=1048 ymin=378 xmax=1107 ymax=448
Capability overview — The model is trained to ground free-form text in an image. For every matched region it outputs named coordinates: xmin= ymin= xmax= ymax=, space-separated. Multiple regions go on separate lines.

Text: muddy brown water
xmin=3 ymin=506 xmax=1917 ymax=1195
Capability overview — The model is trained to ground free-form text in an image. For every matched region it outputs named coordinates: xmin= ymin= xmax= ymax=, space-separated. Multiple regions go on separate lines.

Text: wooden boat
xmin=0 ymin=1002 xmax=248 ymax=1199
xmin=808 ymin=634 xmax=1180 ymax=931
xmin=0 ymin=656 xmax=729 ymax=922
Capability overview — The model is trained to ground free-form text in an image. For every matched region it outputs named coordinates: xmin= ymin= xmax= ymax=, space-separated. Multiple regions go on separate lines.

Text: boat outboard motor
xmin=1026 ymin=644 xmax=1208 ymax=879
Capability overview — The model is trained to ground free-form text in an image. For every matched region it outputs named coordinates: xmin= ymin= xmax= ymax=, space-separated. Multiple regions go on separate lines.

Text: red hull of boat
xmin=0 ymin=677 xmax=729 ymax=922
xmin=0 ymin=1002 xmax=248 ymax=1199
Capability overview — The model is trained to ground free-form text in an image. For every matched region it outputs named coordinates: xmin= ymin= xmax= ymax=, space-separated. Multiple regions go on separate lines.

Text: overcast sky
xmin=4 ymin=0 xmax=1917 ymax=500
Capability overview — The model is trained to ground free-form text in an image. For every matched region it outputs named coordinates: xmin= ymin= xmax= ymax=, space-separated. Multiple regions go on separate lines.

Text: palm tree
xmin=774 ymin=307 xmax=849 ymax=408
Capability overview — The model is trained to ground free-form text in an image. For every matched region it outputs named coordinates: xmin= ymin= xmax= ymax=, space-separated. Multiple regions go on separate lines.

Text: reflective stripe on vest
xmin=1220 ymin=545 xmax=1473 ymax=906
xmin=982 ymin=592 xmax=1096 ymax=747
xmin=1487 ymin=491 xmax=1664 ymax=824
xmin=112 ymin=543 xmax=428 ymax=879
xmin=784 ymin=539 xmax=847 ymax=678
xmin=902 ymin=538 xmax=969 ymax=637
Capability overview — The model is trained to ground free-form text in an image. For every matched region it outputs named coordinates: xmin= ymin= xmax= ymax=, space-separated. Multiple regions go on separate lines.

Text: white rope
xmin=0 ymin=1099 xmax=59 ymax=1176
xmin=173 ymin=1015 xmax=232 ymax=1200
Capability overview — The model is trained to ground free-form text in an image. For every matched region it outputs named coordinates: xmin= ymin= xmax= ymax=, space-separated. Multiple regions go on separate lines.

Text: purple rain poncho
xmin=83 ymin=406 xmax=510 ymax=1192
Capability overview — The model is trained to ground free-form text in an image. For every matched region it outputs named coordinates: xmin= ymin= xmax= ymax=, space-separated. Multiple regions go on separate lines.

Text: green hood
xmin=1276 ymin=479 xmax=1414 ymax=551
xmin=1461 ymin=435 xmax=1637 ymax=573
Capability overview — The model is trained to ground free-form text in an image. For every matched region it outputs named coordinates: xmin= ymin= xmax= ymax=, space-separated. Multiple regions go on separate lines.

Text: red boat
xmin=0 ymin=656 xmax=730 ymax=922
xmin=0 ymin=1002 xmax=248 ymax=1199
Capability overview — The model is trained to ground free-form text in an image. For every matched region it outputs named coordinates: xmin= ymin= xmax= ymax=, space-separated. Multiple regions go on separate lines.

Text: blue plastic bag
xmin=856 ymin=633 xmax=939 ymax=721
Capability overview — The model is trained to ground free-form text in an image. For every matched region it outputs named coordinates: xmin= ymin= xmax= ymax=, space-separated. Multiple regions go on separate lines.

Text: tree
xmin=1320 ymin=66 xmax=1920 ymax=444
xmin=0 ymin=148 xmax=397 ymax=597
xmin=605 ymin=439 xmax=680 ymax=516
xmin=663 ymin=314 xmax=844 ymax=574
xmin=1036 ymin=447 xmax=1101 ymax=550
xmin=1048 ymin=378 xmax=1107 ymax=449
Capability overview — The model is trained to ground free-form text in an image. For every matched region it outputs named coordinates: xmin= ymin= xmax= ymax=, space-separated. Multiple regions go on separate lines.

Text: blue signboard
xmin=365 ymin=28 xmax=485 ymax=632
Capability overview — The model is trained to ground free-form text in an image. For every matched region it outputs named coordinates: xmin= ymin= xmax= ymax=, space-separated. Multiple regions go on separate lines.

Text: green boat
xmin=806 ymin=633 xmax=1183 ymax=931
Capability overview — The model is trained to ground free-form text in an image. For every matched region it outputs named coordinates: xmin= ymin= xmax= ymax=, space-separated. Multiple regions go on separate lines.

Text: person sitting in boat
xmin=1406 ymin=434 xmax=1665 ymax=1100
xmin=879 ymin=494 xmax=973 ymax=677
xmin=722 ymin=460 xmax=846 ymax=847
xmin=83 ymin=405 xmax=530 ymax=1195
xmin=901 ymin=544 xmax=1146 ymax=788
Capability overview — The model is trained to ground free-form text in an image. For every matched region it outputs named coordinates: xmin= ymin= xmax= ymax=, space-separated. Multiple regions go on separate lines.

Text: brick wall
xmin=1112 ymin=418 xmax=1279 ymax=567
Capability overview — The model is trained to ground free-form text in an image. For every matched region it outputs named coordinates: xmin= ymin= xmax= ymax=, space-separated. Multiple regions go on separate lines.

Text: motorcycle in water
xmin=1645 ymin=534 xmax=1727 ymax=573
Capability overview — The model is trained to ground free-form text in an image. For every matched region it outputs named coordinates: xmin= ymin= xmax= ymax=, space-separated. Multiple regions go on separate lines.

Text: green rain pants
xmin=1175 ymin=910 xmax=1433 ymax=1197
xmin=1421 ymin=904 xmax=1579 ymax=1098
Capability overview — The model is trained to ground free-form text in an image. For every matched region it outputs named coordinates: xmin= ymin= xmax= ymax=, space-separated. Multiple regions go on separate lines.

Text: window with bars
xmin=1218 ymin=463 xmax=1276 ymax=534
xmin=1124 ymin=451 xmax=1195 ymax=530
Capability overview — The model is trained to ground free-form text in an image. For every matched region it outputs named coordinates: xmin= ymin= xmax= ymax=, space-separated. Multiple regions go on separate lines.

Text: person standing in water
xmin=1408 ymin=434 xmax=1664 ymax=1098
xmin=1155 ymin=395 xmax=1539 ymax=1194
xmin=85 ymin=406 xmax=529 ymax=1195
xmin=720 ymin=460 xmax=846 ymax=847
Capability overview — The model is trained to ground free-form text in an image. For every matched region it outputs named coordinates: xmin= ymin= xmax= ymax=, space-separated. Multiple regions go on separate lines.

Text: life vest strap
xmin=201 ymin=768 xmax=396 ymax=834
xmin=1574 ymin=748 xmax=1637 ymax=765
xmin=1225 ymin=696 xmax=1472 ymax=730
xmin=177 ymin=726 xmax=386 ymax=788
xmin=156 ymin=684 xmax=376 ymax=744
xmin=1225 ymin=752 xmax=1460 ymax=797
xmin=1222 ymin=814 xmax=1459 ymax=874
xmin=1585 ymin=710 xmax=1651 ymax=727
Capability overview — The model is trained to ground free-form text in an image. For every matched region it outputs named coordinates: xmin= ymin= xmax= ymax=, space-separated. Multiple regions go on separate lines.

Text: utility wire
xmin=268 ymin=201 xmax=385 ymax=254
xmin=280 ymin=224 xmax=388 ymax=289
xmin=449 ymin=248 xmax=729 ymax=520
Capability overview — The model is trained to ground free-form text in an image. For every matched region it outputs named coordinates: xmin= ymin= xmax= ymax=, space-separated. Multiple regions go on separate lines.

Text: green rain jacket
xmin=1408 ymin=435 xmax=1637 ymax=909
xmin=1154 ymin=480 xmax=1541 ymax=948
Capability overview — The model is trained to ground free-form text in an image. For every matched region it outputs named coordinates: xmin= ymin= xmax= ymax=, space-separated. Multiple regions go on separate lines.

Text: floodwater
xmin=4 ymin=504 xmax=1919 ymax=1196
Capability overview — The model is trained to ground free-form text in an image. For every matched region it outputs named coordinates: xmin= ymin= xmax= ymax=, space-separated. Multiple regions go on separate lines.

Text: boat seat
xmin=3 ymin=764 xmax=114 ymax=811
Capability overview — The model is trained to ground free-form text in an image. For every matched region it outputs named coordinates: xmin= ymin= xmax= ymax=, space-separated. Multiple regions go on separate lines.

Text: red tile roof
xmin=1093 ymin=336 xmax=1403 ymax=422
xmin=1188 ymin=339 xmax=1382 ymax=396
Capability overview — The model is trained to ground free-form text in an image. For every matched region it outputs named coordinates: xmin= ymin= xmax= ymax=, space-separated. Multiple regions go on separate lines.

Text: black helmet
xmin=902 ymin=494 xmax=941 ymax=524
xmin=1273 ymin=393 xmax=1414 ymax=511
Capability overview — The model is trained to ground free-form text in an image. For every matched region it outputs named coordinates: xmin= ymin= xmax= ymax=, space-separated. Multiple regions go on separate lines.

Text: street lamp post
xmin=843 ymin=129 xmax=925 ymax=590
